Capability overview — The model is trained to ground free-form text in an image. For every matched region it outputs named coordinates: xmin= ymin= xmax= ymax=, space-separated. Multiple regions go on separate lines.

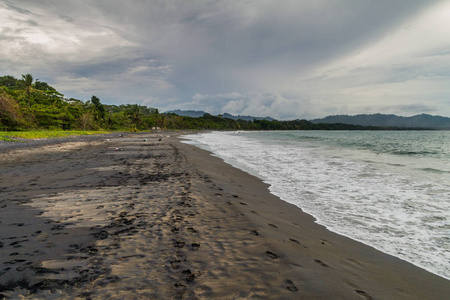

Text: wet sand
xmin=0 ymin=132 xmax=448 ymax=299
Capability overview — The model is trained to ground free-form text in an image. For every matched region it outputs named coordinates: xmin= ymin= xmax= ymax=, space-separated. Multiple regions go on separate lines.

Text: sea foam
xmin=183 ymin=130 xmax=450 ymax=280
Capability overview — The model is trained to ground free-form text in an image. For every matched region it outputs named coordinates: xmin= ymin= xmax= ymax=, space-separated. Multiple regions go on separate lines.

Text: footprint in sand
xmin=69 ymin=243 xmax=80 ymax=250
xmin=355 ymin=289 xmax=374 ymax=300
xmin=191 ymin=243 xmax=200 ymax=251
xmin=186 ymin=227 xmax=197 ymax=233
xmin=4 ymin=259 xmax=26 ymax=265
xmin=31 ymin=230 xmax=42 ymax=237
xmin=178 ymin=201 xmax=192 ymax=208
xmin=0 ymin=268 xmax=10 ymax=276
xmin=170 ymin=260 xmax=180 ymax=270
xmin=52 ymin=232 xmax=68 ymax=236
xmin=176 ymin=251 xmax=186 ymax=261
xmin=314 ymin=259 xmax=329 ymax=267
xmin=265 ymin=251 xmax=279 ymax=259
xmin=51 ymin=224 xmax=65 ymax=231
xmin=182 ymin=269 xmax=196 ymax=282
xmin=16 ymin=262 xmax=32 ymax=272
xmin=174 ymin=241 xmax=186 ymax=248
xmin=283 ymin=279 xmax=298 ymax=292
xmin=174 ymin=282 xmax=187 ymax=297
xmin=10 ymin=239 xmax=28 ymax=248
xmin=93 ymin=230 xmax=109 ymax=240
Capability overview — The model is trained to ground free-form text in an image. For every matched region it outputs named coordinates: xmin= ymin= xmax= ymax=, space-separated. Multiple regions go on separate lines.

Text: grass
xmin=0 ymin=130 xmax=109 ymax=140
xmin=0 ymin=136 xmax=21 ymax=142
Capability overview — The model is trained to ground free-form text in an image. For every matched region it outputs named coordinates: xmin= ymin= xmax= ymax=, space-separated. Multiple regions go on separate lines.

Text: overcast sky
xmin=1 ymin=0 xmax=450 ymax=119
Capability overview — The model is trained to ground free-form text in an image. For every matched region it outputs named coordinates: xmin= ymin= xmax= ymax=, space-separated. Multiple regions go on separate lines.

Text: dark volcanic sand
xmin=0 ymin=132 xmax=448 ymax=299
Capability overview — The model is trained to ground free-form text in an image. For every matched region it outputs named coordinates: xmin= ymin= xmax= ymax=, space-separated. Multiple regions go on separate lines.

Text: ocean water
xmin=182 ymin=130 xmax=450 ymax=280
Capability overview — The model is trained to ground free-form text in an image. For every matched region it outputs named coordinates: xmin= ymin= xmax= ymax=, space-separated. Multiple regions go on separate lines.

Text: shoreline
xmin=0 ymin=132 xmax=448 ymax=299
xmin=181 ymin=134 xmax=449 ymax=282
xmin=177 ymin=135 xmax=450 ymax=298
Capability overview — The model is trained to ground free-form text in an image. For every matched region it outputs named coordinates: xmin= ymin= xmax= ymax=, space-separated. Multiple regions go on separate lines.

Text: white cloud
xmin=296 ymin=1 xmax=450 ymax=117
xmin=186 ymin=91 xmax=312 ymax=119
xmin=0 ymin=1 xmax=135 ymax=67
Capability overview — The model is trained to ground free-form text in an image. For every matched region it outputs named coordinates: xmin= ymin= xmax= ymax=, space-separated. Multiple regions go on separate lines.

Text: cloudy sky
xmin=1 ymin=0 xmax=450 ymax=119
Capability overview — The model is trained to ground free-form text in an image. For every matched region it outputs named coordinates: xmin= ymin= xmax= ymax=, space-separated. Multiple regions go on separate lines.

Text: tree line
xmin=1 ymin=74 xmax=386 ymax=132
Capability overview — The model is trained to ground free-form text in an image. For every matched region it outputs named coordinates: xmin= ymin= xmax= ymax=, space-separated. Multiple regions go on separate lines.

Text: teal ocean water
xmin=183 ymin=131 xmax=450 ymax=280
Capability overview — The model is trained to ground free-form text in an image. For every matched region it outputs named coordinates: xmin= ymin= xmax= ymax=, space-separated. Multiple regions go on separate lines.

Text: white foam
xmin=183 ymin=131 xmax=450 ymax=280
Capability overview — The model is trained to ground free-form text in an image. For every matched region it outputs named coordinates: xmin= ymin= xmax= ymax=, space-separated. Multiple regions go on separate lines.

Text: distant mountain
xmin=165 ymin=110 xmax=207 ymax=118
xmin=311 ymin=114 xmax=450 ymax=129
xmin=165 ymin=110 xmax=274 ymax=121
xmin=221 ymin=113 xmax=274 ymax=121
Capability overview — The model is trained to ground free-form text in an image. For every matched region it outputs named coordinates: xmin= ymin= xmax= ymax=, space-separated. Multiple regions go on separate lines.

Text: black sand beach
xmin=0 ymin=132 xmax=448 ymax=299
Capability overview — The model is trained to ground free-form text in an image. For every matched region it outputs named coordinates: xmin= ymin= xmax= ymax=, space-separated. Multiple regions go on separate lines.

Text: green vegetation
xmin=1 ymin=130 xmax=108 ymax=140
xmin=0 ymin=74 xmax=388 ymax=136
xmin=0 ymin=74 xmax=162 ymax=132
xmin=0 ymin=136 xmax=20 ymax=142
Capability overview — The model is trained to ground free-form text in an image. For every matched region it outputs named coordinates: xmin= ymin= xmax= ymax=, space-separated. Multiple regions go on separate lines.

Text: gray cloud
xmin=2 ymin=1 xmax=36 ymax=16
xmin=382 ymin=104 xmax=437 ymax=115
xmin=1 ymin=0 xmax=449 ymax=118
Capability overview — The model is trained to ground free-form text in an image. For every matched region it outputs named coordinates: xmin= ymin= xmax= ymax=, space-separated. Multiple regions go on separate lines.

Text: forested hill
xmin=311 ymin=114 xmax=450 ymax=129
xmin=165 ymin=110 xmax=206 ymax=118
xmin=166 ymin=110 xmax=274 ymax=121
xmin=0 ymin=74 xmax=162 ymax=131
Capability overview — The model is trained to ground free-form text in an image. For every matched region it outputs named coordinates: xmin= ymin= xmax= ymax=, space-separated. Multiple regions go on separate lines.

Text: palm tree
xmin=128 ymin=104 xmax=142 ymax=125
xmin=21 ymin=74 xmax=34 ymax=106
